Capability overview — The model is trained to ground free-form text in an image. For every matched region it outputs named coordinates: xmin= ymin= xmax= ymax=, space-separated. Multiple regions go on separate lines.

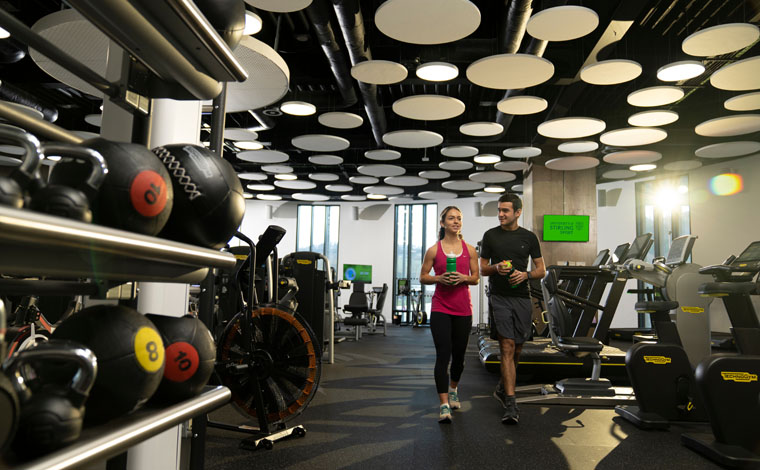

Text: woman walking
xmin=420 ymin=206 xmax=479 ymax=423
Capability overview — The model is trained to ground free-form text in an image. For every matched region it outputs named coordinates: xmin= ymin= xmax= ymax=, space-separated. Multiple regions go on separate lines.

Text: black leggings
xmin=430 ymin=312 xmax=472 ymax=394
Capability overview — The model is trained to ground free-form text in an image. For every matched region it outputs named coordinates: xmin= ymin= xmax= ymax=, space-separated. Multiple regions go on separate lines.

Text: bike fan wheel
xmin=217 ymin=306 xmax=321 ymax=425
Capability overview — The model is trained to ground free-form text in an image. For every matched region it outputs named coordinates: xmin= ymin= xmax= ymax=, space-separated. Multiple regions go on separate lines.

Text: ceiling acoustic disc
xmin=388 ymin=196 xmax=414 ymax=202
xmin=374 ymin=0 xmax=481 ymax=45
xmin=384 ymin=176 xmax=429 ymax=186
xmin=349 ymin=175 xmax=379 ymax=185
xmin=580 ymin=59 xmax=642 ymax=85
xmin=545 ymin=156 xmax=599 ymax=171
xmin=628 ymin=110 xmax=679 ymax=127
xmin=558 ymin=141 xmax=599 ymax=153
xmin=382 ymin=130 xmax=443 ymax=148
xmin=238 ymin=172 xmax=269 ymax=180
xmin=261 ymin=165 xmax=293 ymax=173
xmin=627 ymin=86 xmax=684 ymax=107
xmin=325 ymin=184 xmax=353 ymax=192
xmin=274 ymin=180 xmax=317 ymax=190
xmin=602 ymin=169 xmax=636 ymax=179
xmin=466 ymin=54 xmax=555 ymax=90
xmin=210 ymin=36 xmax=289 ymax=112
xmin=357 ymin=164 xmax=406 ymax=177
xmin=725 ymin=91 xmax=760 ymax=111
xmin=392 ymin=95 xmax=466 ymax=120
xmin=362 ymin=185 xmax=404 ymax=195
xmin=308 ymin=154 xmax=343 ymax=165
xmin=537 ymin=117 xmax=606 ymax=139
xmin=468 ymin=171 xmax=516 ymax=183
xmin=526 ymin=5 xmax=599 ymax=42
xmin=308 ymin=173 xmax=340 ymax=181
xmin=600 ymin=127 xmax=667 ymax=147
xmin=292 ymin=193 xmax=330 ymax=202
xmin=442 ymin=180 xmax=485 ymax=191
xmin=494 ymin=161 xmax=529 ymax=171
xmin=664 ymin=160 xmax=703 ymax=171
xmin=695 ymin=114 xmax=760 ymax=137
xmin=246 ymin=184 xmax=275 ymax=191
xmin=441 ymin=146 xmax=478 ymax=158
xmin=318 ymin=112 xmax=364 ymax=129
xmin=351 ymin=60 xmax=408 ymax=85
xmin=682 ymin=23 xmax=760 ymax=57
xmin=695 ymin=141 xmax=760 ymax=158
xmin=603 ymin=150 xmax=662 ymax=165
xmin=496 ymin=95 xmax=548 ymax=115
xmin=245 ymin=0 xmax=312 ymax=13
xmin=236 ymin=150 xmax=289 ymax=163
xmin=365 ymin=149 xmax=401 ymax=161
xmin=710 ymin=56 xmax=760 ymax=91
xmin=84 ymin=114 xmax=102 ymax=127
xmin=292 ymin=134 xmax=350 ymax=152
xmin=419 ymin=170 xmax=450 ymax=179
xmin=341 ymin=194 xmax=367 ymax=201
xmin=503 ymin=147 xmax=541 ymax=158
xmin=256 ymin=194 xmax=282 ymax=201
xmin=460 ymin=122 xmax=504 ymax=137
xmin=439 ymin=160 xmax=474 ymax=171
xmin=224 ymin=128 xmax=259 ymax=141
xmin=419 ymin=191 xmax=458 ymax=200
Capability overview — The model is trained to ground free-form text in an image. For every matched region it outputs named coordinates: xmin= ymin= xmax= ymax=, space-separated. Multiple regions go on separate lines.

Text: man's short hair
xmin=498 ymin=193 xmax=522 ymax=211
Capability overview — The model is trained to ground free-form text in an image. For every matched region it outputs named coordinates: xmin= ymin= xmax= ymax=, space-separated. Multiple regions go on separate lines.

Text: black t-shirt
xmin=480 ymin=226 xmax=542 ymax=298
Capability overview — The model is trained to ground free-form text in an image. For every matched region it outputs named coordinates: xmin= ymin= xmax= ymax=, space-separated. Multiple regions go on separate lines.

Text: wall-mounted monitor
xmin=343 ymin=264 xmax=372 ymax=283
xmin=542 ymin=215 xmax=590 ymax=242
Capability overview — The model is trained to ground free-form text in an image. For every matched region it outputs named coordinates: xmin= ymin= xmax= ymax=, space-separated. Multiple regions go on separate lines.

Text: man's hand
xmin=509 ymin=270 xmax=528 ymax=285
xmin=496 ymin=260 xmax=512 ymax=276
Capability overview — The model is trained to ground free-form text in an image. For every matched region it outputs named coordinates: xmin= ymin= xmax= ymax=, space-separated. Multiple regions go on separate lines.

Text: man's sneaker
xmin=438 ymin=404 xmax=452 ymax=423
xmin=501 ymin=399 xmax=519 ymax=425
xmin=448 ymin=389 xmax=461 ymax=409
xmin=493 ymin=383 xmax=508 ymax=408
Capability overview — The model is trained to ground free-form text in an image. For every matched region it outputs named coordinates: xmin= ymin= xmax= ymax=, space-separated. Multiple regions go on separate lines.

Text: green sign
xmin=543 ymin=215 xmax=590 ymax=242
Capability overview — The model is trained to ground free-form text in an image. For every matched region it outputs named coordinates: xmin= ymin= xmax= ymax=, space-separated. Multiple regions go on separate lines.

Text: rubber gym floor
xmin=204 ymin=325 xmax=722 ymax=470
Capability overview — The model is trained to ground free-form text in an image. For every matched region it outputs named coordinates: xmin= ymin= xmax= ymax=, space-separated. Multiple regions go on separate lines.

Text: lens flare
xmin=709 ymin=173 xmax=743 ymax=196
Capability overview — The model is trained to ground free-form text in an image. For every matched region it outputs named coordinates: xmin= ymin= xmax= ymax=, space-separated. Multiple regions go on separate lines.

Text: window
xmin=296 ymin=205 xmax=340 ymax=271
xmin=393 ymin=203 xmax=438 ymax=322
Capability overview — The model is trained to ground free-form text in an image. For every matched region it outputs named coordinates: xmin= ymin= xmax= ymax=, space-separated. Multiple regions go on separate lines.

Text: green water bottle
xmin=502 ymin=260 xmax=519 ymax=288
xmin=446 ymin=253 xmax=457 ymax=273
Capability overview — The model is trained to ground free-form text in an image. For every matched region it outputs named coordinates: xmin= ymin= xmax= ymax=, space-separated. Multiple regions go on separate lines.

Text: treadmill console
xmin=665 ymin=234 xmax=697 ymax=267
xmin=611 ymin=243 xmax=630 ymax=264
xmin=731 ymin=241 xmax=760 ymax=271
xmin=624 ymin=233 xmax=653 ymax=262
xmin=700 ymin=241 xmax=760 ymax=281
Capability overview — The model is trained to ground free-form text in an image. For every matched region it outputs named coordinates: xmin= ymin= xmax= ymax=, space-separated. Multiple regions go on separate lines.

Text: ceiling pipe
xmin=304 ymin=0 xmax=358 ymax=108
xmin=0 ymin=80 xmax=59 ymax=122
xmin=331 ymin=0 xmax=387 ymax=147
xmin=500 ymin=0 xmax=533 ymax=55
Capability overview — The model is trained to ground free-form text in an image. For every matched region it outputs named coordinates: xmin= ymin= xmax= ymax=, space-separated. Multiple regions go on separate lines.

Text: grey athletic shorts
xmin=490 ymin=295 xmax=532 ymax=344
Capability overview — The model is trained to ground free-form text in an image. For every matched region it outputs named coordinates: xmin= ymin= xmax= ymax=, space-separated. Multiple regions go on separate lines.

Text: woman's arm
xmin=447 ymin=243 xmax=480 ymax=286
xmin=420 ymin=244 xmax=447 ymax=285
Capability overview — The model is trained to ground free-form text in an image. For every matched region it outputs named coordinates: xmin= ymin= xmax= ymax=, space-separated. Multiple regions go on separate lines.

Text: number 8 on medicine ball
xmin=152 ymin=144 xmax=245 ymax=249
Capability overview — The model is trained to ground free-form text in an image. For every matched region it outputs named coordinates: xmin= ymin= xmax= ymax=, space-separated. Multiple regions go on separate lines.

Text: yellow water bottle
xmin=502 ymin=260 xmax=519 ymax=288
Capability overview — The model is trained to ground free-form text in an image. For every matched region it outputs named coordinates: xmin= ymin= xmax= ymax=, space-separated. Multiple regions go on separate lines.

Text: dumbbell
xmin=0 ymin=124 xmax=42 ymax=209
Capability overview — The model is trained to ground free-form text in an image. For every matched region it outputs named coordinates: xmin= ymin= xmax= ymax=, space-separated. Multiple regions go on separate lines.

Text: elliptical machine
xmin=681 ymin=241 xmax=760 ymax=468
xmin=614 ymin=235 xmax=713 ymax=428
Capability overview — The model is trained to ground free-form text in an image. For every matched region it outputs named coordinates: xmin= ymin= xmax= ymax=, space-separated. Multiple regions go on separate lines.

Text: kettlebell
xmin=30 ymin=143 xmax=108 ymax=222
xmin=0 ymin=297 xmax=20 ymax=454
xmin=0 ymin=124 xmax=42 ymax=208
xmin=3 ymin=340 xmax=98 ymax=457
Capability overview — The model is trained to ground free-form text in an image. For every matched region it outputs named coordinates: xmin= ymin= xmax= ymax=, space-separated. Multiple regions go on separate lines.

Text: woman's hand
xmin=445 ymin=271 xmax=465 ymax=285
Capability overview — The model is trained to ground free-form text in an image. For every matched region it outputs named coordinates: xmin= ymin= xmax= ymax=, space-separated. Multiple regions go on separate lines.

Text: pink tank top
xmin=430 ymin=240 xmax=473 ymax=317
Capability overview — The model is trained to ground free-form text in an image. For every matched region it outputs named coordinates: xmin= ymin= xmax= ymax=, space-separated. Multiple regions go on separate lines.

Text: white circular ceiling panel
xmin=326 ymin=184 xmax=353 ymax=192
xmin=308 ymin=154 xmax=343 ymax=165
xmin=466 ymin=54 xmax=555 ymax=89
xmin=627 ymin=86 xmax=684 ymax=107
xmin=349 ymin=175 xmax=380 ymax=185
xmin=603 ymin=150 xmax=662 ymax=165
xmin=374 ymin=0 xmax=481 ymax=45
xmin=545 ymin=156 xmax=599 ymax=171
xmin=526 ymin=5 xmax=599 ymax=42
xmin=694 ymin=141 xmax=760 ymax=158
xmin=318 ymin=112 xmax=364 ymax=129
xmin=580 ymin=59 xmax=642 ymax=85
xmin=494 ymin=161 xmax=529 ymax=171
xmin=460 ymin=122 xmax=504 ymax=137
xmin=439 ymin=160 xmax=474 ymax=171
xmin=237 ymin=150 xmax=289 ymax=163
xmin=682 ymin=23 xmax=760 ymax=57
xmin=351 ymin=60 xmax=408 ymax=85
xmin=497 ymin=95 xmax=548 ymax=115
xmin=664 ymin=160 xmax=703 ymax=171
xmin=695 ymin=114 xmax=760 ymax=137
xmin=362 ymin=185 xmax=404 ymax=195
xmin=365 ymin=149 xmax=401 ymax=161
xmin=602 ymin=169 xmax=636 ymax=179
xmin=238 ymin=172 xmax=268 ymax=181
xmin=224 ymin=128 xmax=258 ymax=141
xmin=558 ymin=141 xmax=599 ymax=153
xmin=262 ymin=165 xmax=293 ymax=174
xmin=292 ymin=193 xmax=330 ymax=202
xmin=600 ymin=127 xmax=667 ymax=146
xmin=245 ymin=0 xmax=312 ymax=13
xmin=468 ymin=171 xmax=516 ymax=183
xmin=628 ymin=110 xmax=679 ymax=127
xmin=419 ymin=191 xmax=458 ymax=200
xmin=382 ymin=130 xmax=443 ymax=148
xmin=274 ymin=180 xmax=317 ymax=190
xmin=503 ymin=147 xmax=541 ymax=158
xmin=384 ymin=176 xmax=429 ymax=186
xmin=292 ymin=134 xmax=350 ymax=152
xmin=341 ymin=195 xmax=367 ymax=201
xmin=308 ymin=173 xmax=340 ymax=181
xmin=419 ymin=170 xmax=450 ymax=179
xmin=537 ymin=117 xmax=606 ymax=139
xmin=725 ymin=91 xmax=760 ymax=111
xmin=392 ymin=95 xmax=466 ymax=120
xmin=441 ymin=146 xmax=478 ymax=158
xmin=357 ymin=164 xmax=406 ymax=177
xmin=710 ymin=56 xmax=760 ymax=91
xmin=442 ymin=180 xmax=486 ymax=191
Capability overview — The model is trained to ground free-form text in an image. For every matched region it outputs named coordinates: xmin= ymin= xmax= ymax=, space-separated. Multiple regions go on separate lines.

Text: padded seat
xmin=698 ymin=282 xmax=757 ymax=296
xmin=635 ymin=300 xmax=679 ymax=312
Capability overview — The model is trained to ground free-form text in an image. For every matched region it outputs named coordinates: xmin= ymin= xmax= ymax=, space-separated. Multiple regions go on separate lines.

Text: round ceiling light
xmin=341 ymin=195 xmax=367 ymax=201
xmin=274 ymin=173 xmax=298 ymax=181
xmin=473 ymin=154 xmax=501 ymax=164
xmin=374 ymin=0 xmax=481 ymax=45
xmin=526 ymin=5 xmax=599 ymax=42
xmin=496 ymin=95 xmax=548 ymax=115
xmin=682 ymin=23 xmax=760 ymax=57
xmin=484 ymin=186 xmax=505 ymax=193
xmin=235 ymin=141 xmax=265 ymax=150
xmin=557 ymin=141 xmax=598 ymax=153
xmin=537 ymin=117 xmax=606 ymax=139
xmin=580 ymin=59 xmax=642 ymax=85
xmin=416 ymin=62 xmax=459 ymax=81
xmin=627 ymin=86 xmax=684 ymax=107
xmin=627 ymin=110 xmax=679 ymax=127
xmin=366 ymin=194 xmax=388 ymax=200
xmin=630 ymin=164 xmax=656 ymax=172
xmin=246 ymin=184 xmax=275 ymax=191
xmin=724 ymin=91 xmax=760 ymax=111
xmin=466 ymin=53 xmax=555 ymax=89
xmin=243 ymin=11 xmax=263 ymax=35
xmin=280 ymin=100 xmax=316 ymax=116
xmin=257 ymin=194 xmax=282 ymax=201
xmin=657 ymin=60 xmax=705 ymax=82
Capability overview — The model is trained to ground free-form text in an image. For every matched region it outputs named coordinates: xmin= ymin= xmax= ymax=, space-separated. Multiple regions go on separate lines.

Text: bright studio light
xmin=274 ymin=173 xmax=297 ymax=180
xmin=657 ymin=60 xmax=705 ymax=82
xmin=243 ymin=193 xmax=254 ymax=199
xmin=257 ymin=194 xmax=282 ymax=201
xmin=367 ymin=193 xmax=387 ymax=200
xmin=473 ymin=154 xmax=501 ymax=164
xmin=235 ymin=140 xmax=264 ymax=150
xmin=246 ymin=184 xmax=274 ymax=191
xmin=484 ymin=186 xmax=505 ymax=193
xmin=280 ymin=101 xmax=316 ymax=116
xmin=630 ymin=164 xmax=657 ymax=172
xmin=244 ymin=11 xmax=263 ymax=35
xmin=416 ymin=62 xmax=459 ymax=82
xmin=0 ymin=27 xmax=9 ymax=39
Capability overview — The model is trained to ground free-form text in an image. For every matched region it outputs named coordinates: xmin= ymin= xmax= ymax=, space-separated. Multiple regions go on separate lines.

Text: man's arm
xmin=528 ymin=257 xmax=546 ymax=281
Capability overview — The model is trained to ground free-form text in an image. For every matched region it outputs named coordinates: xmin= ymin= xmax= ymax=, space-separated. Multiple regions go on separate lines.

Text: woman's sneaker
xmin=438 ymin=404 xmax=452 ymax=423
xmin=448 ymin=389 xmax=461 ymax=409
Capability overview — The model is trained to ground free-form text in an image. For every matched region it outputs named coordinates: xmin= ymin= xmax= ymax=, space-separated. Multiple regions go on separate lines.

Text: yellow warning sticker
xmin=720 ymin=371 xmax=758 ymax=383
xmin=681 ymin=306 xmax=704 ymax=314
xmin=297 ymin=259 xmax=312 ymax=265
xmin=644 ymin=355 xmax=672 ymax=365
xmin=234 ymin=254 xmax=248 ymax=260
